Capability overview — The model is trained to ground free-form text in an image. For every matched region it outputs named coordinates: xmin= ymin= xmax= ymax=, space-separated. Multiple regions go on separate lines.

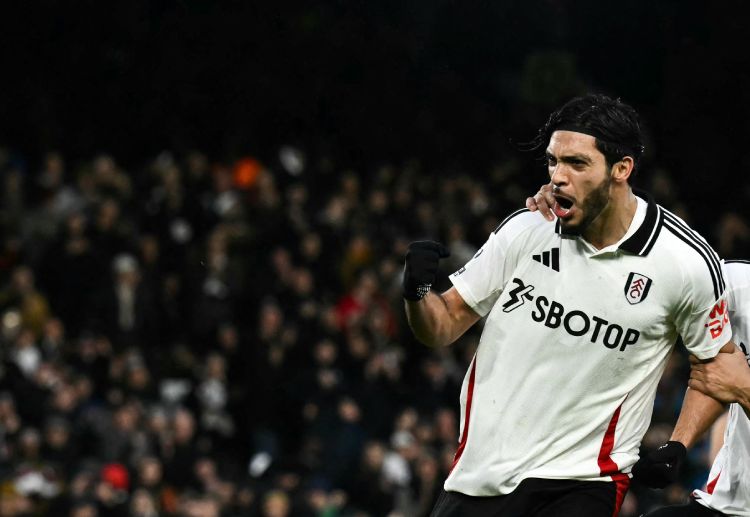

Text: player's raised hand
xmin=403 ymin=241 xmax=450 ymax=301
xmin=631 ymin=441 xmax=687 ymax=489
xmin=525 ymin=182 xmax=556 ymax=221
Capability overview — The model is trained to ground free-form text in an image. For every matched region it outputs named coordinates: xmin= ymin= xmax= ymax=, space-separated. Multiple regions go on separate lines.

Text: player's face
xmin=546 ymin=131 xmax=612 ymax=235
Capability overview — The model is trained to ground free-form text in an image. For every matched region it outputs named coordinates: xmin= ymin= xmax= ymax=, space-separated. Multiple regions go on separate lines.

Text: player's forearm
xmin=405 ymin=292 xmax=462 ymax=347
xmin=670 ymin=387 xmax=727 ymax=449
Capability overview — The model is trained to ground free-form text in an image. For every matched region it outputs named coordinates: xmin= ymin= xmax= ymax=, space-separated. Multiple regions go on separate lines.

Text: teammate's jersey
xmin=693 ymin=261 xmax=750 ymax=516
xmin=446 ymin=192 xmax=732 ymax=496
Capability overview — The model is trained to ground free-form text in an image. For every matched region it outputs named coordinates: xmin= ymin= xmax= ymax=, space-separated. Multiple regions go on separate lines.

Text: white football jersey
xmin=446 ymin=192 xmax=732 ymax=497
xmin=693 ymin=260 xmax=750 ymax=516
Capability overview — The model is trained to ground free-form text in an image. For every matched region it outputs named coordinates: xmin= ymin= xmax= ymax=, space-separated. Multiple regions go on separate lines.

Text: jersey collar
xmin=554 ymin=189 xmax=663 ymax=256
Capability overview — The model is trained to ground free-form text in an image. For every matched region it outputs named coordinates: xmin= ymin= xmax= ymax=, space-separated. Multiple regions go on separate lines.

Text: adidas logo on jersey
xmin=532 ymin=248 xmax=559 ymax=272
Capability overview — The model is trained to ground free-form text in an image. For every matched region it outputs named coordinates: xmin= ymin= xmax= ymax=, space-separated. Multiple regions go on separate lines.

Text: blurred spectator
xmin=261 ymin=489 xmax=291 ymax=517
xmin=130 ymin=487 xmax=159 ymax=517
xmin=161 ymin=407 xmax=201 ymax=490
xmin=41 ymin=416 xmax=77 ymax=476
xmin=0 ymin=266 xmax=51 ymax=338
xmin=716 ymin=211 xmax=750 ymax=258
xmin=89 ymin=198 xmax=134 ymax=265
xmin=95 ymin=254 xmax=157 ymax=350
xmin=38 ymin=211 xmax=104 ymax=337
xmin=349 ymin=441 xmax=394 ymax=515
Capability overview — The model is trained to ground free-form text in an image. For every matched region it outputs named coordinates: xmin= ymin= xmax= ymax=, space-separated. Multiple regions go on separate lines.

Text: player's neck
xmin=583 ymin=188 xmax=637 ymax=250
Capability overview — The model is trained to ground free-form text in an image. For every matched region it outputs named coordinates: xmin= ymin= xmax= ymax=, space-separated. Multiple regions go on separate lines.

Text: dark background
xmin=1 ymin=3 xmax=750 ymax=516
xmin=2 ymin=1 xmax=750 ymax=210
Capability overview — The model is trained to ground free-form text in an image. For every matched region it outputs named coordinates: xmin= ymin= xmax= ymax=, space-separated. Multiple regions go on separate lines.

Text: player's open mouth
xmin=553 ymin=195 xmax=574 ymax=219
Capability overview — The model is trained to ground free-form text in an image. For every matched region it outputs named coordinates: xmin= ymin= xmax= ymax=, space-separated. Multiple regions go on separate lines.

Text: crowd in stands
xmin=1 ymin=146 xmax=749 ymax=516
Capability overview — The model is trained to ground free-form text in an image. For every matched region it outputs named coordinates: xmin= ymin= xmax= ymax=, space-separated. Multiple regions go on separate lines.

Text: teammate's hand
xmin=631 ymin=441 xmax=687 ymax=488
xmin=525 ymin=183 xmax=556 ymax=221
xmin=688 ymin=345 xmax=750 ymax=404
xmin=403 ymin=241 xmax=450 ymax=301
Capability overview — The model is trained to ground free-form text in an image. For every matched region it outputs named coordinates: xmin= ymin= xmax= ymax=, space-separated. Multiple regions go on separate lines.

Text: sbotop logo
xmin=501 ymin=277 xmax=641 ymax=352
xmin=502 ymin=278 xmax=535 ymax=313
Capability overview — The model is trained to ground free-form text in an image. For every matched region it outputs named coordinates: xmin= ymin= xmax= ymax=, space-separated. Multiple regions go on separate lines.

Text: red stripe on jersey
xmin=610 ymin=473 xmax=630 ymax=517
xmin=706 ymin=470 xmax=722 ymax=494
xmin=597 ymin=402 xmax=623 ymax=477
xmin=596 ymin=401 xmax=631 ymax=517
xmin=450 ymin=357 xmax=477 ymax=473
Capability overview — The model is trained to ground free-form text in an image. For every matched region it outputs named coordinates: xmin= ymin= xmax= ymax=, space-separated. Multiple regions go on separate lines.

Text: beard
xmin=559 ymin=174 xmax=612 ymax=236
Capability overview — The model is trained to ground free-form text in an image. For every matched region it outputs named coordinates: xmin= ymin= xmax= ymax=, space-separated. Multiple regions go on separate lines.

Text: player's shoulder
xmin=657 ymin=206 xmax=715 ymax=252
xmin=656 ymin=205 xmax=725 ymax=298
xmin=656 ymin=206 xmax=720 ymax=267
xmin=723 ymin=259 xmax=750 ymax=298
xmin=723 ymin=259 xmax=750 ymax=280
xmin=492 ymin=208 xmax=556 ymax=237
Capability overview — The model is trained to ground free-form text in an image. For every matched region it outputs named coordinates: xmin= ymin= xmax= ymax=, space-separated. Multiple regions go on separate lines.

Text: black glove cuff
xmin=663 ymin=441 xmax=687 ymax=458
xmin=666 ymin=440 xmax=687 ymax=457
xmin=404 ymin=283 xmax=432 ymax=301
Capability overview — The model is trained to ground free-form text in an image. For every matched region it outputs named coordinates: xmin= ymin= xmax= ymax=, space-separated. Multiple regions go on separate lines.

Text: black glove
xmin=403 ymin=241 xmax=450 ymax=301
xmin=631 ymin=441 xmax=687 ymax=488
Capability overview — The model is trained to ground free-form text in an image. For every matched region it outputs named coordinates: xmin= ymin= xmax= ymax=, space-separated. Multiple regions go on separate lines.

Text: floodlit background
xmin=1 ymin=1 xmax=749 ymax=516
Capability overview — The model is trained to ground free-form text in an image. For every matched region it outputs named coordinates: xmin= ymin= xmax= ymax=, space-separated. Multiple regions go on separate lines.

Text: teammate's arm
xmin=406 ymin=287 xmax=480 ymax=347
xmin=633 ymin=341 xmax=735 ymax=488
xmin=670 ymin=341 xmax=738 ymax=447
xmin=689 ymin=343 xmax=750 ymax=419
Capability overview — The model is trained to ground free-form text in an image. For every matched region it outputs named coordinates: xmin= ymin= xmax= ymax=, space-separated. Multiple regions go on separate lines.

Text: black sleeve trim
xmin=663 ymin=213 xmax=724 ymax=300
xmin=493 ymin=208 xmax=530 ymax=234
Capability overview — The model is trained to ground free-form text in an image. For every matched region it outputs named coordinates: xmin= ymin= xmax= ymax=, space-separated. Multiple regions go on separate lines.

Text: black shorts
xmin=641 ymin=499 xmax=727 ymax=517
xmin=430 ymin=477 xmax=629 ymax=517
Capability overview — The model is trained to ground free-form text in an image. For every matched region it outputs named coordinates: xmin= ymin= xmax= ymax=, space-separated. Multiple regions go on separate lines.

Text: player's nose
xmin=550 ymin=165 xmax=569 ymax=186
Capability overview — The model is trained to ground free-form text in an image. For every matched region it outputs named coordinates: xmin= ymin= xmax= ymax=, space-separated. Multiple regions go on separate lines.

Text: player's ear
xmin=611 ymin=156 xmax=634 ymax=184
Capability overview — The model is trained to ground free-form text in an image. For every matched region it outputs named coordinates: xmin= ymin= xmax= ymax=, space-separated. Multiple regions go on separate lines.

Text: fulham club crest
xmin=625 ymin=272 xmax=652 ymax=305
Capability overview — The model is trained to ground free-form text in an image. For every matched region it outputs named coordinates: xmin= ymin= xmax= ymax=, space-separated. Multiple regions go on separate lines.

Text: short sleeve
xmin=675 ymin=261 xmax=732 ymax=360
xmin=449 ymin=209 xmax=539 ymax=317
xmin=724 ymin=261 xmax=750 ymax=341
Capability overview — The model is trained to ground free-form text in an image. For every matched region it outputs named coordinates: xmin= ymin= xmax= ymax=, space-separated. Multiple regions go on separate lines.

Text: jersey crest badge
xmin=624 ymin=272 xmax=652 ymax=305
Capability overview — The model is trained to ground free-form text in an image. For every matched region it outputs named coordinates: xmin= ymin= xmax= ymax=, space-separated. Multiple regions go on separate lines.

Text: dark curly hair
xmin=535 ymin=94 xmax=645 ymax=176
